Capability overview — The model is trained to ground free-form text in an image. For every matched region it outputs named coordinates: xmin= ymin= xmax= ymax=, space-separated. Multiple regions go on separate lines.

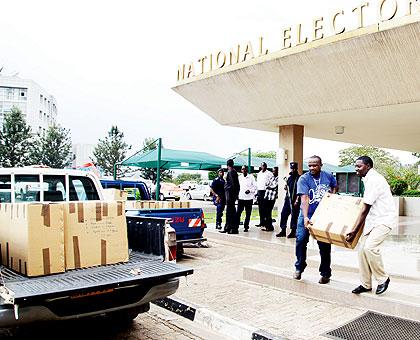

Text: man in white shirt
xmin=236 ymin=165 xmax=257 ymax=232
xmin=346 ymin=156 xmax=397 ymax=295
xmin=256 ymin=162 xmax=273 ymax=227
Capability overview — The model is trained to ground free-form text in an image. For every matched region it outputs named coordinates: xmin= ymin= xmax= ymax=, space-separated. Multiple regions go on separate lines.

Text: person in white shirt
xmin=236 ymin=165 xmax=257 ymax=232
xmin=256 ymin=162 xmax=273 ymax=227
xmin=346 ymin=156 xmax=397 ymax=295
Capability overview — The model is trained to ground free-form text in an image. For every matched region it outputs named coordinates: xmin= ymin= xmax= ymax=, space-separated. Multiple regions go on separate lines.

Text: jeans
xmin=295 ymin=213 xmax=332 ymax=278
xmin=236 ymin=199 xmax=253 ymax=229
xmin=279 ymin=197 xmax=300 ymax=232
xmin=213 ymin=197 xmax=225 ymax=226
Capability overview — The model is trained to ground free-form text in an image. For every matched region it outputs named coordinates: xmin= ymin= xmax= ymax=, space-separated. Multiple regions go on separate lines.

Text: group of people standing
xmin=210 ymin=159 xmax=280 ymax=234
xmin=211 ymin=154 xmax=396 ymax=295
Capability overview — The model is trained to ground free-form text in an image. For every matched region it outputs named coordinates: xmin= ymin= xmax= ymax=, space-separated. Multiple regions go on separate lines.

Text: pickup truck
xmin=101 ymin=179 xmax=207 ymax=252
xmin=0 ymin=168 xmax=193 ymax=326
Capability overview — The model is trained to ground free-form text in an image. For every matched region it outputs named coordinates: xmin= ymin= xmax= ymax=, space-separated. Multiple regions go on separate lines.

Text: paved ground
xmin=176 ymin=232 xmax=366 ymax=340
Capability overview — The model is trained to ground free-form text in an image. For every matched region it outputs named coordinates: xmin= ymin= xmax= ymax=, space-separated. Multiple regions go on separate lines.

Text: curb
xmin=153 ymin=297 xmax=285 ymax=340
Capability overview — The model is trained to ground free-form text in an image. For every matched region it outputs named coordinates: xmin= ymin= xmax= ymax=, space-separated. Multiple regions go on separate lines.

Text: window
xmin=43 ymin=175 xmax=66 ymax=201
xmin=69 ymin=176 xmax=99 ymax=201
xmin=14 ymin=175 xmax=44 ymax=202
xmin=0 ymin=175 xmax=11 ymax=203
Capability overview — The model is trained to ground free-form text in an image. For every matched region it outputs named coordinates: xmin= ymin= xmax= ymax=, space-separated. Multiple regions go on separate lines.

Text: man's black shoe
xmin=219 ymin=230 xmax=228 ymax=233
xmin=255 ymin=224 xmax=263 ymax=227
xmin=293 ymin=271 xmax=302 ymax=280
xmin=376 ymin=277 xmax=390 ymax=295
xmin=352 ymin=285 xmax=372 ymax=294
xmin=244 ymin=228 xmax=249 ymax=232
xmin=228 ymin=230 xmax=239 ymax=234
xmin=276 ymin=231 xmax=286 ymax=237
xmin=262 ymin=227 xmax=274 ymax=232
xmin=287 ymin=230 xmax=296 ymax=238
xmin=215 ymin=225 xmax=222 ymax=230
xmin=319 ymin=276 xmax=330 ymax=284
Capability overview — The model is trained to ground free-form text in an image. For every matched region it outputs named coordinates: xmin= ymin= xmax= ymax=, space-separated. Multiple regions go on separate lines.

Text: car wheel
xmin=186 ymin=193 xmax=192 ymax=200
xmin=203 ymin=194 xmax=208 ymax=201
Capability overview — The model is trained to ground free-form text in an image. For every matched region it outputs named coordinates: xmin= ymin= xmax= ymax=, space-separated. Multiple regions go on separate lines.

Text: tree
xmin=174 ymin=173 xmax=201 ymax=185
xmin=338 ymin=145 xmax=400 ymax=178
xmin=138 ymin=137 xmax=172 ymax=182
xmin=0 ymin=107 xmax=32 ymax=167
xmin=29 ymin=124 xmax=73 ymax=168
xmin=240 ymin=150 xmax=276 ymax=159
xmin=93 ymin=126 xmax=131 ymax=177
xmin=208 ymin=171 xmax=218 ymax=180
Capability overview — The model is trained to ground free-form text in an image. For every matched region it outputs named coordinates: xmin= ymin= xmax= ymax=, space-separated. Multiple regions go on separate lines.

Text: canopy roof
xmin=120 ymin=148 xmax=226 ymax=170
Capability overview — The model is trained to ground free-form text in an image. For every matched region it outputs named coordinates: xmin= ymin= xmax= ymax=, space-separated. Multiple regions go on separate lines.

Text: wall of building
xmin=0 ymin=75 xmax=57 ymax=134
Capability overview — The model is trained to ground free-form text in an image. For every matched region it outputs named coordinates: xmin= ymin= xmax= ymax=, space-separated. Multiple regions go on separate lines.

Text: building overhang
xmin=173 ymin=14 xmax=420 ymax=152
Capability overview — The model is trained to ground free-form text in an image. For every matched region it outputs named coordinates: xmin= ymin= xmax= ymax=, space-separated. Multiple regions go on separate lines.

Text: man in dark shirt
xmin=220 ymin=159 xmax=240 ymax=234
xmin=210 ymin=169 xmax=226 ymax=230
xmin=277 ymin=162 xmax=301 ymax=238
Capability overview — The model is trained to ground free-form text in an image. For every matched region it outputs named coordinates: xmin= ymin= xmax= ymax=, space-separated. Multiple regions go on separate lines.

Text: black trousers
xmin=225 ymin=199 xmax=238 ymax=231
xmin=279 ymin=197 xmax=300 ymax=231
xmin=263 ymin=199 xmax=276 ymax=229
xmin=257 ymin=190 xmax=266 ymax=225
xmin=236 ymin=199 xmax=253 ymax=229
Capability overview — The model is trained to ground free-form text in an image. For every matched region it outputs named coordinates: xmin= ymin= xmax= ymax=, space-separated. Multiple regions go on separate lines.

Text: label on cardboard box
xmin=309 ymin=194 xmax=364 ymax=249
xmin=64 ymin=201 xmax=128 ymax=270
xmin=0 ymin=203 xmax=65 ymax=277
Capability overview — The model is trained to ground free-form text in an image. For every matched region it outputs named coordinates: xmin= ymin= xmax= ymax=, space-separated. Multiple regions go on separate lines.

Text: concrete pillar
xmin=277 ymin=125 xmax=304 ymax=232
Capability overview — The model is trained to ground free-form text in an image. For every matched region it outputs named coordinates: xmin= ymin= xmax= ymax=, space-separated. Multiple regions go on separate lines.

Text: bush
xmin=389 ymin=178 xmax=408 ymax=196
xmin=402 ymin=189 xmax=420 ymax=197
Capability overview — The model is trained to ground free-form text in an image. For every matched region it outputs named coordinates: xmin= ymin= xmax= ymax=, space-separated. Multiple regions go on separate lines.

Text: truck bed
xmin=0 ymin=251 xmax=192 ymax=305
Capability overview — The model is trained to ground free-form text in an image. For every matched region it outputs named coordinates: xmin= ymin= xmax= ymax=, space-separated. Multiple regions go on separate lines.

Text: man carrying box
xmin=346 ymin=156 xmax=397 ymax=295
xmin=293 ymin=156 xmax=338 ymax=284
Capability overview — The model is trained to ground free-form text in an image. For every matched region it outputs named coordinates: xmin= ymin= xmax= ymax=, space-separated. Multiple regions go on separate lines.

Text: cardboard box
xmin=308 ymin=194 xmax=364 ymax=249
xmin=125 ymin=200 xmax=190 ymax=210
xmin=103 ymin=188 xmax=128 ymax=201
xmin=63 ymin=201 xmax=129 ymax=270
xmin=0 ymin=203 xmax=65 ymax=276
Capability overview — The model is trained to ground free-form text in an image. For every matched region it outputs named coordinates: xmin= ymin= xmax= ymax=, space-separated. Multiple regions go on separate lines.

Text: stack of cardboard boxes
xmin=0 ymin=201 xmax=128 ymax=277
xmin=125 ymin=200 xmax=190 ymax=209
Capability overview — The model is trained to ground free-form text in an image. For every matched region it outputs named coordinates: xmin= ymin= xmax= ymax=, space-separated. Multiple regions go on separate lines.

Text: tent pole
xmin=248 ymin=147 xmax=251 ymax=173
xmin=156 ymin=138 xmax=162 ymax=201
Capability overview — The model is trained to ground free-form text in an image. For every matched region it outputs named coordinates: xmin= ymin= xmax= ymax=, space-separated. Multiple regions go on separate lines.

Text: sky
xmin=0 ymin=0 xmax=417 ymax=166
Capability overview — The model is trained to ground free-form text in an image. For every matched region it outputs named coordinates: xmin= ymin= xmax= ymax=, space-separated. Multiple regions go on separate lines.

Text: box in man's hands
xmin=308 ymin=194 xmax=364 ymax=249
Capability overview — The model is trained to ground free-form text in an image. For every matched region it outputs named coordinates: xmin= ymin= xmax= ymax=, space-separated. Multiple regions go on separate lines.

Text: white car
xmin=186 ymin=184 xmax=211 ymax=201
xmin=179 ymin=180 xmax=198 ymax=190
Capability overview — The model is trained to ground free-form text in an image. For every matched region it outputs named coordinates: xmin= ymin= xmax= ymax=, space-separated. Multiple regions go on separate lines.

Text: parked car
xmin=186 ymin=184 xmax=211 ymax=201
xmin=179 ymin=180 xmax=198 ymax=190
xmin=160 ymin=182 xmax=184 ymax=201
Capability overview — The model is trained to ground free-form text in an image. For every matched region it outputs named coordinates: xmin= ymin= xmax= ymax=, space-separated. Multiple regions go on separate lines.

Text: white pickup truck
xmin=0 ymin=167 xmax=192 ymax=326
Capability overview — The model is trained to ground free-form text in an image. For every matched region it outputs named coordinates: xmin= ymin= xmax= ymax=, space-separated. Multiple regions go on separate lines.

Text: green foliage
xmin=0 ymin=107 xmax=32 ymax=167
xmin=389 ymin=178 xmax=408 ymax=196
xmin=174 ymin=173 xmax=201 ymax=185
xmin=29 ymin=124 xmax=73 ymax=168
xmin=338 ymin=145 xmax=400 ymax=179
xmin=240 ymin=150 xmax=276 ymax=159
xmin=208 ymin=171 xmax=218 ymax=180
xmin=138 ymin=137 xmax=172 ymax=182
xmin=402 ymin=189 xmax=420 ymax=197
xmin=93 ymin=126 xmax=131 ymax=177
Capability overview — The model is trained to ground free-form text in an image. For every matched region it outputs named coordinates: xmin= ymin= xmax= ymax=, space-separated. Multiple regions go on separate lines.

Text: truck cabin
xmin=100 ymin=179 xmax=151 ymax=201
xmin=0 ymin=168 xmax=102 ymax=203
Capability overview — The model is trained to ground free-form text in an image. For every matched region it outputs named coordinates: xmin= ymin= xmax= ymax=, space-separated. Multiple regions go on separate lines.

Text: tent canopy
xmin=120 ymin=148 xmax=226 ymax=171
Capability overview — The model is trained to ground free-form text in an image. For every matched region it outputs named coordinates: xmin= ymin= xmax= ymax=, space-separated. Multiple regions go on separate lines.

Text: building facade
xmin=0 ymin=75 xmax=57 ymax=134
